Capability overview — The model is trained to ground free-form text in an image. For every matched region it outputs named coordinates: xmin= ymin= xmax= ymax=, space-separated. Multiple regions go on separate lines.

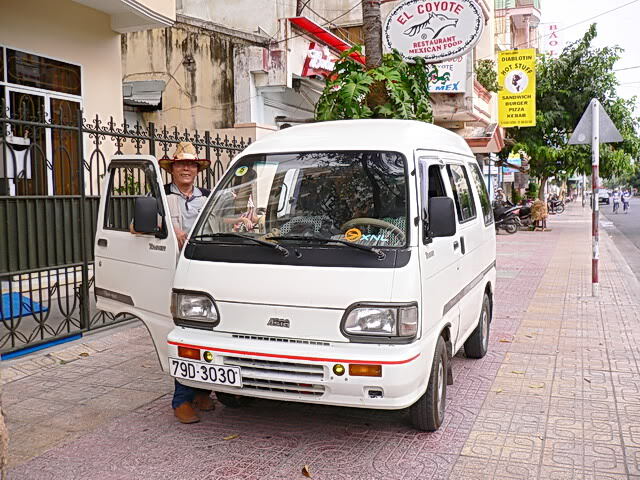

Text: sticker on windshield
xmin=345 ymin=228 xmax=362 ymax=242
xmin=235 ymin=166 xmax=249 ymax=176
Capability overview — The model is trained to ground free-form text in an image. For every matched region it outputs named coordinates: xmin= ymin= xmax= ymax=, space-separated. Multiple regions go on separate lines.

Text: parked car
xmin=94 ymin=120 xmax=497 ymax=432
xmin=599 ymin=189 xmax=611 ymax=204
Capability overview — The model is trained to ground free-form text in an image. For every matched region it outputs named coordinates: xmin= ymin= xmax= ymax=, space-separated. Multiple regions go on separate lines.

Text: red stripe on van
xmin=167 ymin=341 xmax=420 ymax=365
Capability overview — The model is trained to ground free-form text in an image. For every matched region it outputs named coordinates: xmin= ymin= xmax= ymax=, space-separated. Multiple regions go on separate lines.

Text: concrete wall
xmin=122 ymin=22 xmax=256 ymax=131
xmin=176 ymin=0 xmax=371 ymax=36
xmin=0 ymin=0 xmax=123 ymax=122
xmin=136 ymin=0 xmax=176 ymax=21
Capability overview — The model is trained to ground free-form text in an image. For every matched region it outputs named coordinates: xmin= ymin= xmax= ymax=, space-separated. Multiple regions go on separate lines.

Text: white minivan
xmin=95 ymin=119 xmax=496 ymax=431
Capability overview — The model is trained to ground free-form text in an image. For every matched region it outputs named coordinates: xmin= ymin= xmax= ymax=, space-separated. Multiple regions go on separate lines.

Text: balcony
xmin=71 ymin=0 xmax=175 ymax=32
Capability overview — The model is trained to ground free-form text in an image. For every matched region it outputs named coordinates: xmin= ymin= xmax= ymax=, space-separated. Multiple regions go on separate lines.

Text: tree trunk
xmin=362 ymin=0 xmax=388 ymax=112
xmin=538 ymin=176 xmax=548 ymax=201
xmin=362 ymin=0 xmax=383 ymax=69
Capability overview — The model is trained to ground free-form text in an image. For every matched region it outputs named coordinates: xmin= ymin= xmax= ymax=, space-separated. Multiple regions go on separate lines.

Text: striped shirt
xmin=166 ymin=183 xmax=209 ymax=231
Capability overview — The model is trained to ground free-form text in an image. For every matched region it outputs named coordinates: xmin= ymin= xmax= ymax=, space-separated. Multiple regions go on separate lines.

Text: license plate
xmin=169 ymin=357 xmax=242 ymax=387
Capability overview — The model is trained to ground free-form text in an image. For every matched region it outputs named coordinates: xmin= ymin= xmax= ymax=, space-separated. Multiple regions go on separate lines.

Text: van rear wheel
xmin=464 ymin=293 xmax=491 ymax=359
xmin=215 ymin=392 xmax=253 ymax=408
xmin=409 ymin=336 xmax=447 ymax=431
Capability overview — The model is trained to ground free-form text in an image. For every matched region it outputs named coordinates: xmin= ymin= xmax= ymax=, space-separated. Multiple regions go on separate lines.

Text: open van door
xmin=94 ymin=155 xmax=178 ymax=372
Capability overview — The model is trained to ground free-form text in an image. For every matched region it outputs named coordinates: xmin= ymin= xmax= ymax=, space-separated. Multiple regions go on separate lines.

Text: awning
xmin=123 ymin=80 xmax=166 ymax=108
xmin=464 ymin=123 xmax=505 ymax=154
xmin=288 ymin=17 xmax=366 ymax=65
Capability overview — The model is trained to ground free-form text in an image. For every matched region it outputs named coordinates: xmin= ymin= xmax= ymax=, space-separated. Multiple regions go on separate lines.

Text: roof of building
xmin=123 ymin=80 xmax=166 ymax=108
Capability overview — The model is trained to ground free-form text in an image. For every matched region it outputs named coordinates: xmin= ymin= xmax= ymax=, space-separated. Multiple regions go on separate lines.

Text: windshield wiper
xmin=269 ymin=235 xmax=386 ymax=260
xmin=190 ymin=233 xmax=289 ymax=257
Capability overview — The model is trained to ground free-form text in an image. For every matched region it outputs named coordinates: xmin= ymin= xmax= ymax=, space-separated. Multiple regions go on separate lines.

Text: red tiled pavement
xmin=4 ymin=203 xmax=640 ymax=479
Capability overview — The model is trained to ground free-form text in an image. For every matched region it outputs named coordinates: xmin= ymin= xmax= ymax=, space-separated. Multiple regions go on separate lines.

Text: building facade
xmin=1 ymin=0 xmax=175 ymax=196
xmin=122 ymin=1 xmax=508 ymax=154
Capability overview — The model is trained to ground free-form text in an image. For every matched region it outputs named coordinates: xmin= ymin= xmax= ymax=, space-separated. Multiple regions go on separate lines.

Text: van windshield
xmin=192 ymin=151 xmax=408 ymax=248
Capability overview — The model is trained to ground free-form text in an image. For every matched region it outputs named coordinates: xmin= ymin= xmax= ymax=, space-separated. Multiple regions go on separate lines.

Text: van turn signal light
xmin=178 ymin=346 xmax=201 ymax=360
xmin=349 ymin=364 xmax=382 ymax=377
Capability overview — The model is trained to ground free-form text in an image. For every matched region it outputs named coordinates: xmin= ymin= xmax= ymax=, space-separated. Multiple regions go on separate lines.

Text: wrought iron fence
xmin=0 ymin=102 xmax=249 ymax=355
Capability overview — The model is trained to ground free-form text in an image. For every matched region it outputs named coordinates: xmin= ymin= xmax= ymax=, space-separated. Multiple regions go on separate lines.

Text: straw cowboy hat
xmin=159 ymin=141 xmax=210 ymax=172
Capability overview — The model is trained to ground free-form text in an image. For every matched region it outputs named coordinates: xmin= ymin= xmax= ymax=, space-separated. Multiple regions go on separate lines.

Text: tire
xmin=409 ymin=336 xmax=447 ymax=431
xmin=555 ymin=204 xmax=565 ymax=214
xmin=505 ymin=222 xmax=518 ymax=234
xmin=215 ymin=392 xmax=254 ymax=408
xmin=464 ymin=293 xmax=491 ymax=359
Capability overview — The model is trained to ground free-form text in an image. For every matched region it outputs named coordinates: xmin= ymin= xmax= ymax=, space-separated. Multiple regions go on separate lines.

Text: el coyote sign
xmin=384 ymin=0 xmax=485 ymax=63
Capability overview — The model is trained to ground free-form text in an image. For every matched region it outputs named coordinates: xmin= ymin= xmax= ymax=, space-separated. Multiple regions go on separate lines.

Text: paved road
xmin=600 ymin=197 xmax=640 ymax=282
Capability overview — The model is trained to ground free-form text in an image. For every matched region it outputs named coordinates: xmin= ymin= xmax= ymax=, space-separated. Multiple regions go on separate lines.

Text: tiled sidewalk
xmin=3 ymin=203 xmax=640 ymax=479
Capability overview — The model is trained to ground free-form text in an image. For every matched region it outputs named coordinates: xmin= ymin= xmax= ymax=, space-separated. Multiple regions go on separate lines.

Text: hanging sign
xmin=301 ymin=42 xmax=337 ymax=77
xmin=383 ymin=0 xmax=485 ymax=63
xmin=539 ymin=23 xmax=564 ymax=58
xmin=428 ymin=55 xmax=467 ymax=92
xmin=498 ymin=48 xmax=536 ymax=127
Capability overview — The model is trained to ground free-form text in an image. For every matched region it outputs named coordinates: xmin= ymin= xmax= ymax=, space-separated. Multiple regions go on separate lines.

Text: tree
xmin=500 ymin=24 xmax=640 ymax=199
xmin=315 ymin=3 xmax=435 ymax=122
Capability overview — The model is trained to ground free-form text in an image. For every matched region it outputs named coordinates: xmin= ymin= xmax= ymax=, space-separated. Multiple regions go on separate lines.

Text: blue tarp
xmin=1 ymin=293 xmax=49 ymax=320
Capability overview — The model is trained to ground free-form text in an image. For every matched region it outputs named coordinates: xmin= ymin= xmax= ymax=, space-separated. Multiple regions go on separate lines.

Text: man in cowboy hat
xmin=160 ymin=142 xmax=212 ymax=250
xmin=160 ymin=142 xmax=216 ymax=423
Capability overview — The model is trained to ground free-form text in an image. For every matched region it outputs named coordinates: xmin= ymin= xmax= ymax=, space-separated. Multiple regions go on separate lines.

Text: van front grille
xmin=223 ymin=355 xmax=325 ymax=397
xmin=231 ymin=334 xmax=330 ymax=347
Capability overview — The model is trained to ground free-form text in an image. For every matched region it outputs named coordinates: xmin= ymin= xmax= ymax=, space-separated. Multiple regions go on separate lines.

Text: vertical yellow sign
xmin=498 ymin=49 xmax=536 ymax=127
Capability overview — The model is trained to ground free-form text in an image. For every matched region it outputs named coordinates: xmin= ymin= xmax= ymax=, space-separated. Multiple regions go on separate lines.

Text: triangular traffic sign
xmin=569 ymin=99 xmax=623 ymax=145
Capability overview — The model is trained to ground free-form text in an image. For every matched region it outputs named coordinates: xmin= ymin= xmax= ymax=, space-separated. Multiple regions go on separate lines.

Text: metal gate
xmin=0 ymin=103 xmax=248 ymax=356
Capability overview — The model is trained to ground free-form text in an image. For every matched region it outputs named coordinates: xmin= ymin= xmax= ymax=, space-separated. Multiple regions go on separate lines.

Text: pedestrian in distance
xmin=159 ymin=142 xmax=216 ymax=424
xmin=622 ymin=189 xmax=631 ymax=213
xmin=612 ymin=189 xmax=621 ymax=214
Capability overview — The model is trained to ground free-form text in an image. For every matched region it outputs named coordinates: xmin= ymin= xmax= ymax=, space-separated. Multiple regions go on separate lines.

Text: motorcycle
xmin=493 ymin=204 xmax=521 ymax=234
xmin=547 ymin=197 xmax=565 ymax=214
xmin=516 ymin=199 xmax=533 ymax=228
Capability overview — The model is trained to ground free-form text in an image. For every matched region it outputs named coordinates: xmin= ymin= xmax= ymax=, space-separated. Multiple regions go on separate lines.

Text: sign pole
xmin=591 ymin=99 xmax=600 ymax=297
xmin=569 ymin=98 xmax=622 ymax=298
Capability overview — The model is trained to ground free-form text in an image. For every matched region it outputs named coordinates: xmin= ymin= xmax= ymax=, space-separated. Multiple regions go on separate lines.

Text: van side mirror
xmin=133 ymin=197 xmax=162 ymax=235
xmin=427 ymin=196 xmax=457 ymax=237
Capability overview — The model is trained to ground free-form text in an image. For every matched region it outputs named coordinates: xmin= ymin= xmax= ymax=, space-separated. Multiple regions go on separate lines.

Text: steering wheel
xmin=340 ymin=217 xmax=406 ymax=244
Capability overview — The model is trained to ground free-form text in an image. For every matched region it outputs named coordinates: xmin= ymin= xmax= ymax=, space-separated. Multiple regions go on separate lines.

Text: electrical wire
xmin=615 ymin=65 xmax=640 ymax=72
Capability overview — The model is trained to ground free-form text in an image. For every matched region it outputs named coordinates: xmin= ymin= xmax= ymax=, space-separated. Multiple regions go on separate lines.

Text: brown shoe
xmin=174 ymin=401 xmax=200 ymax=424
xmin=193 ymin=392 xmax=215 ymax=411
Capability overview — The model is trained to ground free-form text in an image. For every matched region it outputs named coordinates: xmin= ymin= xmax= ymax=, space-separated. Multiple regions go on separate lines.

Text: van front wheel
xmin=409 ymin=336 xmax=447 ymax=431
xmin=464 ymin=293 xmax=491 ymax=359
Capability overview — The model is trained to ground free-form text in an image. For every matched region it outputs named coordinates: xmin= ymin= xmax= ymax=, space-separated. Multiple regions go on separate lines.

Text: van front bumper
xmin=167 ymin=328 xmax=431 ymax=410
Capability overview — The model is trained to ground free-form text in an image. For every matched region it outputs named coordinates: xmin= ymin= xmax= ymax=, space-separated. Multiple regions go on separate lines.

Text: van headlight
xmin=171 ymin=290 xmax=220 ymax=329
xmin=341 ymin=303 xmax=418 ymax=342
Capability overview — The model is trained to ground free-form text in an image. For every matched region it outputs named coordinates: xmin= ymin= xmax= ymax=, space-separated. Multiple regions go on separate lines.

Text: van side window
xmin=469 ymin=163 xmax=494 ymax=226
xmin=428 ymin=165 xmax=447 ymax=198
xmin=446 ymin=164 xmax=477 ymax=223
xmin=104 ymin=166 xmax=155 ymax=231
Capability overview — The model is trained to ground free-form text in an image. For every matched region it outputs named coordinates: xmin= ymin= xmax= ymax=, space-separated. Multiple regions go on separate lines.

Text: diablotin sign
xmin=383 ymin=0 xmax=485 ymax=63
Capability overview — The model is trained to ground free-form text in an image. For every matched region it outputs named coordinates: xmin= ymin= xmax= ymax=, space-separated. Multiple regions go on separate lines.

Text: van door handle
xmin=453 ymin=240 xmax=459 ymax=250
xmin=460 ymin=236 xmax=466 ymax=254
xmin=97 ymin=238 xmax=108 ymax=247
